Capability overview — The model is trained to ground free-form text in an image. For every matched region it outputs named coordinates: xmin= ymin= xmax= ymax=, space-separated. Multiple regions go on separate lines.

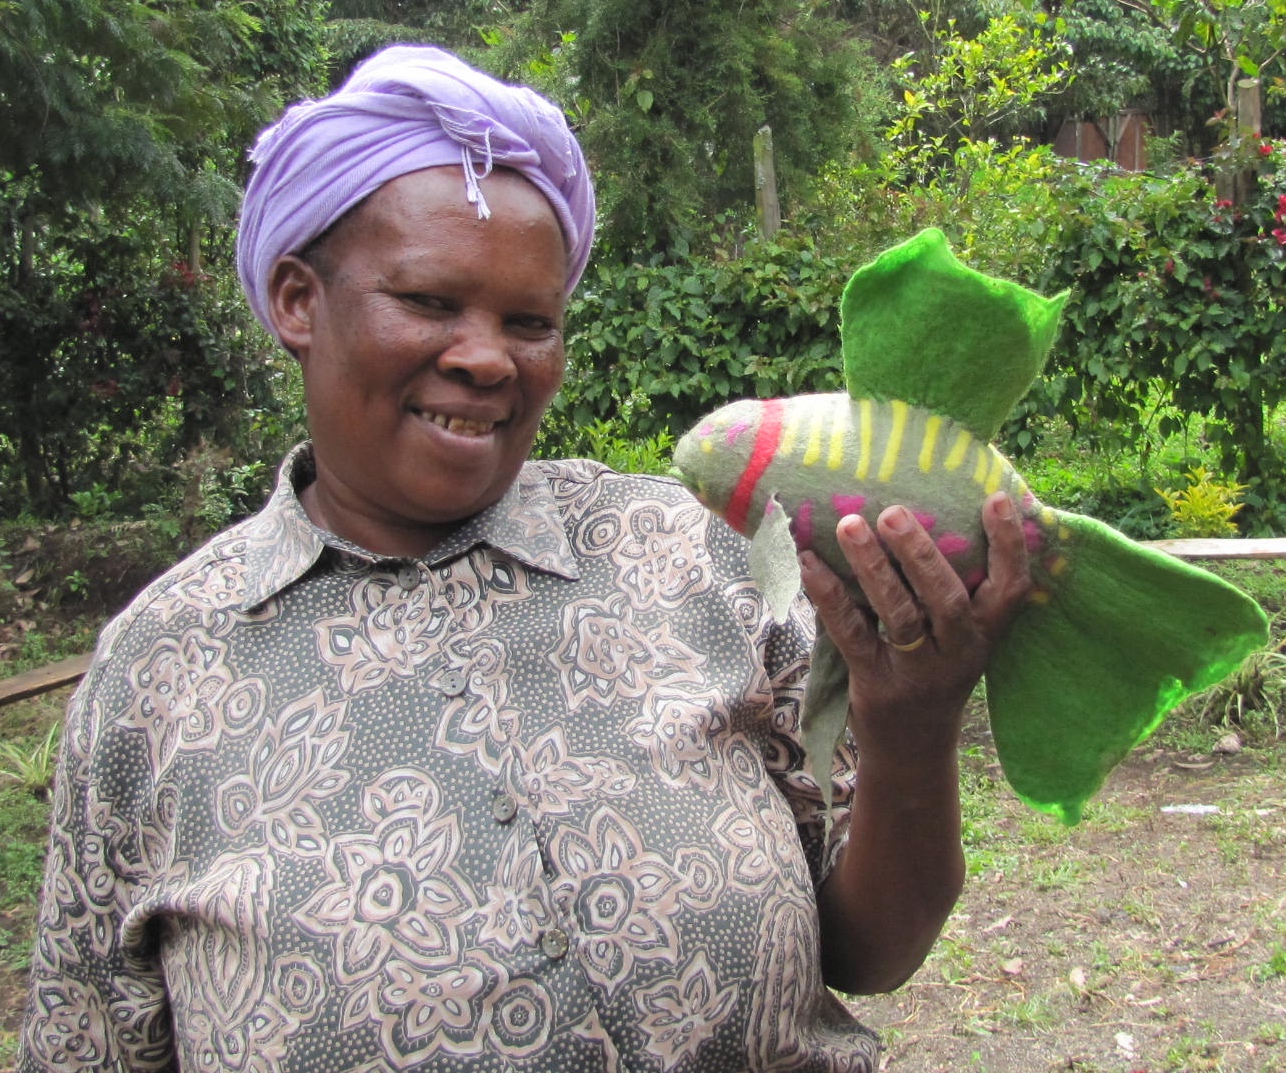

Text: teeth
xmin=428 ymin=412 xmax=494 ymax=436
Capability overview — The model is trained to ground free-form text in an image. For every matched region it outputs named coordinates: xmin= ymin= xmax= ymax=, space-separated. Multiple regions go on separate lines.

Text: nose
xmin=438 ymin=315 xmax=517 ymax=387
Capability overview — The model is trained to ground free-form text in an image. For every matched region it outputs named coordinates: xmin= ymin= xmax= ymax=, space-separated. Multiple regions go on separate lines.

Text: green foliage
xmin=537 ymin=411 xmax=676 ymax=475
xmin=0 ymin=0 xmax=325 ymax=519
xmin=0 ymin=723 xmax=60 ymax=801
xmin=1054 ymin=0 xmax=1218 ymax=154
xmin=1185 ymin=641 xmax=1286 ymax=745
xmin=0 ymin=207 xmax=302 ymax=517
xmin=1155 ymin=465 xmax=1248 ymax=536
xmin=886 ymin=11 xmax=1074 ymax=184
xmin=541 ymin=230 xmax=848 ymax=453
xmin=809 ymin=10 xmax=1076 ymax=278
xmin=484 ymin=0 xmax=884 ymax=258
xmin=1024 ymin=140 xmax=1286 ymax=527
xmin=1252 ymin=942 xmax=1286 ymax=982
xmin=1153 ymin=0 xmax=1286 ymax=114
xmin=0 ymin=784 xmax=51 ymax=907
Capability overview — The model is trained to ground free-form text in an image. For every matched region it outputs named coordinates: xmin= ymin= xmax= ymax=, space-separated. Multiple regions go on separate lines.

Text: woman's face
xmin=271 ymin=166 xmax=569 ymax=557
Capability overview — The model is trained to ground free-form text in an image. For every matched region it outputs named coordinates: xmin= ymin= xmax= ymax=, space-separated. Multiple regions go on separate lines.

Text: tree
xmin=483 ymin=0 xmax=883 ymax=258
xmin=0 ymin=0 xmax=328 ymax=515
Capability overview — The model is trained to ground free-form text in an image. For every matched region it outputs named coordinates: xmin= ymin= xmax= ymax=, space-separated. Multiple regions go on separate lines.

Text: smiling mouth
xmin=414 ymin=409 xmax=498 ymax=437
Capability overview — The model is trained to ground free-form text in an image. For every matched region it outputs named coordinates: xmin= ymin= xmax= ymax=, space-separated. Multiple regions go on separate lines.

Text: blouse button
xmin=540 ymin=928 xmax=570 ymax=960
xmin=491 ymin=793 xmax=519 ymax=824
xmin=438 ymin=669 xmax=468 ymax=697
xmin=397 ymin=565 xmax=420 ymax=591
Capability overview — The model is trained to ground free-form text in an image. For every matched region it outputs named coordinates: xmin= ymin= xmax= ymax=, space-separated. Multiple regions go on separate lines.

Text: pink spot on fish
xmin=791 ymin=499 xmax=815 ymax=550
xmin=831 ymin=494 xmax=866 ymax=517
xmin=1022 ymin=518 xmax=1045 ymax=553
xmin=936 ymin=532 xmax=972 ymax=558
xmin=726 ymin=420 xmax=752 ymax=445
xmin=699 ymin=421 xmax=715 ymax=437
xmin=913 ymin=511 xmax=937 ymax=532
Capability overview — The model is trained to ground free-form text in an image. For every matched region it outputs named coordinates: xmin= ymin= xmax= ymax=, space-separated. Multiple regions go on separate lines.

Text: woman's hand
xmin=801 ymin=490 xmax=1034 ymax=764
xmin=804 ymin=491 xmax=1033 ymax=994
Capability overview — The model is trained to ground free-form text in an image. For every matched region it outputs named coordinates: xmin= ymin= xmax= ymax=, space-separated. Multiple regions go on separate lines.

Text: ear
xmin=267 ymin=255 xmax=323 ymax=360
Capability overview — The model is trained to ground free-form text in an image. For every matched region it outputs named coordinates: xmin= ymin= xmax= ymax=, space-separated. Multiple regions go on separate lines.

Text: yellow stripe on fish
xmin=828 ymin=395 xmax=850 ymax=470
xmin=919 ymin=415 xmax=942 ymax=473
xmin=878 ymin=400 xmax=908 ymax=482
xmin=802 ymin=404 xmax=825 ymax=466
xmin=856 ymin=399 xmax=873 ymax=480
xmin=945 ymin=428 xmax=973 ymax=471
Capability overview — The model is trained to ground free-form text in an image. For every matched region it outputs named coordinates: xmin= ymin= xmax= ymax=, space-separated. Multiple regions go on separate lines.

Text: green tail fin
xmin=985 ymin=512 xmax=1270 ymax=825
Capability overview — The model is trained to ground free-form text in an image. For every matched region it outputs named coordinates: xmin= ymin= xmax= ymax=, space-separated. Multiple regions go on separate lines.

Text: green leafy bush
xmin=1155 ymin=466 xmax=1248 ymax=537
xmin=1025 ymin=140 xmax=1286 ymax=529
xmin=541 ymin=231 xmax=849 ymax=455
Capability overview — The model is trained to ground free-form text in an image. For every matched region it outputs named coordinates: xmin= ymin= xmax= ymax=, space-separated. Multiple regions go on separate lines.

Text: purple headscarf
xmin=236 ymin=45 xmax=595 ymax=340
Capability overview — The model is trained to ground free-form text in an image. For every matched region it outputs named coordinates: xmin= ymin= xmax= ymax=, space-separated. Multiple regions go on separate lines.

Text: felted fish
xmin=671 ymin=228 xmax=1270 ymax=824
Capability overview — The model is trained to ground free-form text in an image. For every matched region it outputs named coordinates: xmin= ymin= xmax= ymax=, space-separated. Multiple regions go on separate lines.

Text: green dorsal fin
xmin=840 ymin=228 xmax=1068 ymax=441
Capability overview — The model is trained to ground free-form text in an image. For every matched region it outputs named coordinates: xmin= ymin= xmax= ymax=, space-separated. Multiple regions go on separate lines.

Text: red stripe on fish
xmin=726 ymin=399 xmax=784 ymax=533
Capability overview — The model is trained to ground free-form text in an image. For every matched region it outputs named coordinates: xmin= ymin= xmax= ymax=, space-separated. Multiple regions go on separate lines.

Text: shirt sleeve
xmin=18 ymin=644 xmax=177 ymax=1073
xmin=754 ymin=589 xmax=859 ymax=891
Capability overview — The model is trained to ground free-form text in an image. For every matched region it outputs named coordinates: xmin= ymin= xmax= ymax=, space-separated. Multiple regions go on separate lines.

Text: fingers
xmin=841 ymin=511 xmax=929 ymax=645
xmin=973 ymin=492 xmax=1034 ymax=632
xmin=810 ymin=493 xmax=1032 ymax=658
xmin=798 ymin=547 xmax=880 ymax=661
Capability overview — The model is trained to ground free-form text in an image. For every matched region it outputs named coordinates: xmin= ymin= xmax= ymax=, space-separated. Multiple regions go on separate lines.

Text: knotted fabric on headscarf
xmin=236 ymin=45 xmax=595 ymax=340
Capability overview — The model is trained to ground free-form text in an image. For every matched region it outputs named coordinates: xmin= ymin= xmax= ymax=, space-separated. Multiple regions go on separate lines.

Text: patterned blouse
xmin=20 ymin=444 xmax=876 ymax=1072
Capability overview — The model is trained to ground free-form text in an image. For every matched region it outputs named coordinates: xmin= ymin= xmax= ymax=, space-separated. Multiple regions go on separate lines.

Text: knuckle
xmin=938 ymin=585 xmax=972 ymax=621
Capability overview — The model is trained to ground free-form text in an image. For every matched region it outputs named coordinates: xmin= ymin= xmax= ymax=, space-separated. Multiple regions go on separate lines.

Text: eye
xmin=402 ymin=293 xmax=455 ymax=314
xmin=506 ymin=313 xmax=562 ymax=339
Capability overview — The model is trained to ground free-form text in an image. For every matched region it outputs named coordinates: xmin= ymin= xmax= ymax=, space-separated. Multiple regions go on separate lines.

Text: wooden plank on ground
xmin=0 ymin=652 xmax=94 ymax=708
xmin=1143 ymin=537 xmax=1286 ymax=560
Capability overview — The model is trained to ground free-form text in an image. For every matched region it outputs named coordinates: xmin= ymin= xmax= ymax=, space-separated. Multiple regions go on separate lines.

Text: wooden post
xmin=753 ymin=125 xmax=781 ymax=239
xmin=1215 ymin=78 xmax=1262 ymax=206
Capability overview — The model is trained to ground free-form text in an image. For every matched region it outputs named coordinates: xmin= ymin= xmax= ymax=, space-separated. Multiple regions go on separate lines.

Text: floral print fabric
xmin=20 ymin=444 xmax=876 ymax=1072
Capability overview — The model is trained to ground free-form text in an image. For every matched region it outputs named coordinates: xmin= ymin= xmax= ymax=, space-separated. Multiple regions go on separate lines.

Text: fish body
xmin=670 ymin=229 xmax=1269 ymax=824
xmin=676 ymin=392 xmax=1058 ymax=599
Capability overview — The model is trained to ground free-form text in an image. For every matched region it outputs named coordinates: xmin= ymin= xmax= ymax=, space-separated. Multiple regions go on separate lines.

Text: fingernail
xmin=991 ymin=493 xmax=1015 ymax=520
xmin=881 ymin=506 xmax=913 ymax=534
xmin=840 ymin=514 xmax=874 ymax=544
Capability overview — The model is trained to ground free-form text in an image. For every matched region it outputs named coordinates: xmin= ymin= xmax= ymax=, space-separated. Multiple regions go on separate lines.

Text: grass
xmin=0 ymin=723 xmax=60 ymax=801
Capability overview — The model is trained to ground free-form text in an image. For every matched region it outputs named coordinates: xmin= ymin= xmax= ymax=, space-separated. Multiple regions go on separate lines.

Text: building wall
xmin=1053 ymin=110 xmax=1150 ymax=171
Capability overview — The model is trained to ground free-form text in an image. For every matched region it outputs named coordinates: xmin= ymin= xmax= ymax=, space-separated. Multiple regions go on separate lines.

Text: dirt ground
xmin=851 ymin=715 xmax=1286 ymax=1073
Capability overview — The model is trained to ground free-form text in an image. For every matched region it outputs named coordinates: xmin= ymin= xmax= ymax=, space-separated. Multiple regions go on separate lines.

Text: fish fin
xmin=985 ymin=511 xmax=1270 ymax=824
xmin=801 ymin=622 xmax=852 ymax=826
xmin=840 ymin=229 xmax=1067 ymax=441
xmin=749 ymin=495 xmax=801 ymax=623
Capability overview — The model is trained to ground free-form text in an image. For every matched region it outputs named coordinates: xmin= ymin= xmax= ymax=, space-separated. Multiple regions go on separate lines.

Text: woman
xmin=20 ymin=45 xmax=1031 ymax=1072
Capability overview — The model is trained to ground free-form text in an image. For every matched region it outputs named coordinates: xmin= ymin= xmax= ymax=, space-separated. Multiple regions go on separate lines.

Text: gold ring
xmin=889 ymin=633 xmax=927 ymax=653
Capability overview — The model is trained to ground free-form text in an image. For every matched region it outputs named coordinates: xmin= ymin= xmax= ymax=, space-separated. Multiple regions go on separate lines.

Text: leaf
xmin=635 ymin=89 xmax=654 ymax=113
